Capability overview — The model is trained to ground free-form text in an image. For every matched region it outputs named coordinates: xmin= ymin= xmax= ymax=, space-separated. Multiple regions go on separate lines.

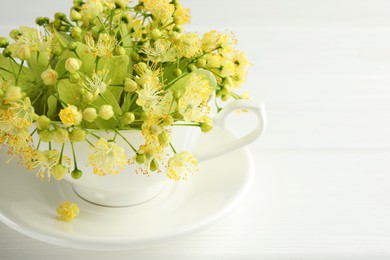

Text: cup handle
xmin=196 ymin=99 xmax=266 ymax=162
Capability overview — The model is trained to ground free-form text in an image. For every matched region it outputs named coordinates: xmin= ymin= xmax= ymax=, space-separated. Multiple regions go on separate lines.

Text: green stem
xmin=15 ymin=60 xmax=25 ymax=85
xmin=59 ymin=143 xmax=65 ymax=164
xmin=30 ymin=127 xmax=38 ymax=136
xmin=169 ymin=143 xmax=177 ymax=154
xmin=70 ymin=141 xmax=78 ymax=169
xmin=173 ymin=123 xmax=200 ymax=127
xmin=115 ymin=130 xmax=137 ymax=153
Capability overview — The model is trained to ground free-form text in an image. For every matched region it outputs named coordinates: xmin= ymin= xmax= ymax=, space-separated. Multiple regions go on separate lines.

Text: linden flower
xmin=142 ymin=39 xmax=177 ymax=63
xmin=136 ymin=79 xmax=163 ymax=115
xmin=143 ymin=0 xmax=175 ymax=23
xmin=14 ymin=26 xmax=52 ymax=53
xmin=81 ymin=70 xmax=109 ymax=99
xmin=81 ymin=0 xmax=104 ymax=19
xmin=29 ymin=150 xmax=61 ymax=180
xmin=0 ymin=98 xmax=35 ymax=134
xmin=56 ymin=202 xmax=80 ymax=222
xmin=85 ymin=33 xmax=116 ymax=58
xmin=87 ymin=138 xmax=127 ymax=176
xmin=166 ymin=152 xmax=198 ymax=181
xmin=174 ymin=4 xmax=191 ymax=25
xmin=59 ymin=105 xmax=82 ymax=127
xmin=178 ymin=74 xmax=213 ymax=122
xmin=175 ymin=33 xmax=201 ymax=58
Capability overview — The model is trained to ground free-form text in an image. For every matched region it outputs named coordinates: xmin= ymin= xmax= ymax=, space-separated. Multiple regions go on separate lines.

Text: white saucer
xmin=0 ymin=128 xmax=255 ymax=250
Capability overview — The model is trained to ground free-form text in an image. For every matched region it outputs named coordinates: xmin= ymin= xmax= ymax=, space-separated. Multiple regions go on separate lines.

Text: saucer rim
xmin=0 ymin=129 xmax=255 ymax=250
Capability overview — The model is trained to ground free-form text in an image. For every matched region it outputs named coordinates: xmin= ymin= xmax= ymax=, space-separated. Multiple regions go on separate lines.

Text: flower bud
xmin=223 ymin=76 xmax=233 ymax=87
xmin=16 ymin=45 xmax=31 ymax=60
xmin=99 ymin=105 xmax=114 ymax=120
xmin=158 ymin=131 xmax=171 ymax=147
xmin=187 ymin=64 xmax=197 ymax=72
xmin=69 ymin=72 xmax=80 ymax=83
xmin=122 ymin=112 xmax=135 ymax=125
xmin=52 ymin=46 xmax=63 ymax=56
xmin=162 ymin=115 xmax=174 ymax=126
xmin=0 ymin=37 xmax=9 ymax=48
xmin=135 ymin=153 xmax=146 ymax=164
xmin=130 ymin=52 xmax=140 ymax=62
xmin=51 ymin=164 xmax=68 ymax=181
xmin=173 ymin=68 xmax=182 ymax=77
xmin=69 ymin=128 xmax=86 ymax=143
xmin=55 ymin=12 xmax=67 ymax=21
xmin=53 ymin=128 xmax=69 ymax=144
xmin=41 ymin=69 xmax=58 ymax=86
xmin=67 ymin=42 xmax=78 ymax=51
xmin=2 ymin=47 xmax=12 ymax=58
xmin=38 ymin=129 xmax=53 ymax=142
xmin=35 ymin=17 xmax=49 ymax=26
xmin=71 ymin=26 xmax=82 ymax=39
xmin=200 ymin=117 xmax=213 ymax=133
xmin=65 ymin=58 xmax=81 ymax=73
xmin=71 ymin=169 xmax=83 ymax=179
xmin=9 ymin=29 xmax=21 ymax=40
xmin=114 ymin=46 xmax=126 ymax=56
xmin=83 ymin=108 xmax=98 ymax=122
xmin=82 ymin=92 xmax=94 ymax=104
xmin=196 ymin=58 xmax=207 ymax=68
xmin=36 ymin=115 xmax=51 ymax=130
xmin=124 ymin=78 xmax=137 ymax=93
xmin=151 ymin=29 xmax=161 ymax=40
xmin=150 ymin=159 xmax=159 ymax=172
xmin=5 ymin=86 xmax=22 ymax=102
xmin=70 ymin=9 xmax=81 ymax=21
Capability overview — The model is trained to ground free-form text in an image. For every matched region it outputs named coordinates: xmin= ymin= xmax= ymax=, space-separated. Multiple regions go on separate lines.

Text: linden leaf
xmin=57 ymin=79 xmax=83 ymax=107
xmin=97 ymin=55 xmax=129 ymax=85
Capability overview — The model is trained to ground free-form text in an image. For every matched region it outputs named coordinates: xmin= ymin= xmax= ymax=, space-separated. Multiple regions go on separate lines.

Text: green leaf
xmin=57 ymin=79 xmax=83 ymax=106
xmin=27 ymin=51 xmax=49 ymax=81
xmin=54 ymin=30 xmax=72 ymax=48
xmin=97 ymin=55 xmax=129 ymax=85
xmin=93 ymin=88 xmax=122 ymax=115
xmin=74 ymin=42 xmax=96 ymax=75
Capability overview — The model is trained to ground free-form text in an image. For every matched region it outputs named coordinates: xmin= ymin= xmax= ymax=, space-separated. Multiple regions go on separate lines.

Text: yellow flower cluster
xmin=0 ymin=0 xmax=251 ymax=183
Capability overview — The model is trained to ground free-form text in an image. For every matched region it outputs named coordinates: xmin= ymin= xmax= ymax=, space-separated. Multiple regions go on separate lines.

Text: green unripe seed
xmin=135 ymin=153 xmax=146 ymax=164
xmin=71 ymin=169 xmax=83 ymax=179
xmin=173 ymin=68 xmax=182 ymax=77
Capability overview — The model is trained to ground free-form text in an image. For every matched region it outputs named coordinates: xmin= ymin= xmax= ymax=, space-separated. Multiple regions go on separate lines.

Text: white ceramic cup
xmin=55 ymin=99 xmax=266 ymax=207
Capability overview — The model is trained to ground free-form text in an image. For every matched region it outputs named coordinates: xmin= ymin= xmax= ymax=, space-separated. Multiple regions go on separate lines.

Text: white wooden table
xmin=1 ymin=0 xmax=390 ymax=259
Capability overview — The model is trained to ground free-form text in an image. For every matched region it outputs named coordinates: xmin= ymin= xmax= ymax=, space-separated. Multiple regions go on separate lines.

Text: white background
xmin=1 ymin=0 xmax=390 ymax=259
